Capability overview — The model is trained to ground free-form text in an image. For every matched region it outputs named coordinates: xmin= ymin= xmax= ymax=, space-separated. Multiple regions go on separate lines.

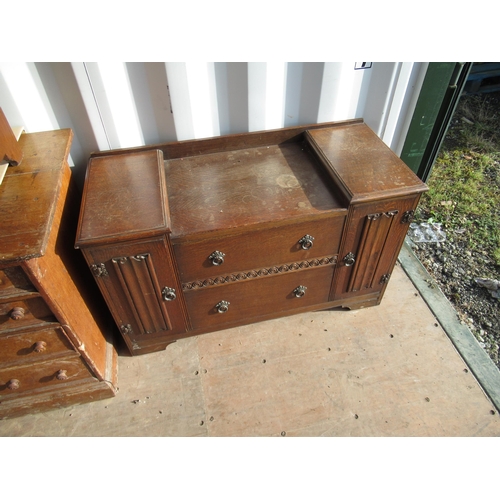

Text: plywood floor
xmin=1 ymin=262 xmax=499 ymax=437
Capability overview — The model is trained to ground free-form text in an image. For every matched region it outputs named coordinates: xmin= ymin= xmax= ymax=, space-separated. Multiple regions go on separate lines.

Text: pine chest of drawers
xmin=76 ymin=119 xmax=427 ymax=355
xmin=0 ymin=130 xmax=117 ymax=418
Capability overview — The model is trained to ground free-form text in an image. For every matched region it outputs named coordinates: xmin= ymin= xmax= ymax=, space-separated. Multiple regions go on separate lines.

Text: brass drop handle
xmin=293 ymin=285 xmax=307 ymax=298
xmin=56 ymin=370 xmax=68 ymax=381
xmin=7 ymin=379 xmax=20 ymax=390
xmin=34 ymin=341 xmax=47 ymax=353
xmin=10 ymin=307 xmax=25 ymax=320
xmin=343 ymin=252 xmax=356 ymax=267
xmin=298 ymin=235 xmax=314 ymax=250
xmin=162 ymin=287 xmax=177 ymax=301
xmin=209 ymin=250 xmax=225 ymax=266
xmin=215 ymin=300 xmax=230 ymax=313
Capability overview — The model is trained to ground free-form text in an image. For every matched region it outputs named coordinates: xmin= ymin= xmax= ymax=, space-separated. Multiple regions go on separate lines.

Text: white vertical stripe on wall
xmin=265 ymin=62 xmax=287 ymax=130
xmin=0 ymin=61 xmax=427 ymax=189
xmin=317 ymin=62 xmax=349 ymax=122
xmin=362 ymin=62 xmax=402 ymax=139
xmin=125 ymin=62 xmax=166 ymax=146
xmin=137 ymin=63 xmax=177 ymax=144
xmin=381 ymin=62 xmax=416 ymax=147
xmin=248 ymin=63 xmax=267 ymax=132
xmin=0 ymin=62 xmax=56 ymax=133
xmin=165 ymin=62 xmax=221 ymax=141
xmin=215 ymin=62 xmax=249 ymax=136
xmin=86 ymin=62 xmax=145 ymax=149
xmin=284 ymin=62 xmax=325 ymax=127
xmin=392 ymin=62 xmax=429 ymax=156
xmin=248 ymin=62 xmax=287 ymax=132
xmin=70 ymin=62 xmax=111 ymax=153
xmin=164 ymin=62 xmax=195 ymax=141
xmin=184 ymin=62 xmax=220 ymax=140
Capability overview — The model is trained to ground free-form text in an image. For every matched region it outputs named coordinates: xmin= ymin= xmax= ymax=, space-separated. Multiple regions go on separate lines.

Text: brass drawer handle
xmin=209 ymin=250 xmax=225 ymax=266
xmin=298 ymin=235 xmax=314 ymax=250
xmin=215 ymin=300 xmax=230 ymax=313
xmin=7 ymin=379 xmax=20 ymax=390
xmin=10 ymin=307 xmax=25 ymax=320
xmin=293 ymin=285 xmax=307 ymax=298
xmin=33 ymin=341 xmax=47 ymax=353
xmin=162 ymin=287 xmax=177 ymax=301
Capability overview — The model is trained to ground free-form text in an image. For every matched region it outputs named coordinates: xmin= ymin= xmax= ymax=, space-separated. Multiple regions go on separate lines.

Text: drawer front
xmin=0 ymin=327 xmax=75 ymax=368
xmin=0 ymin=266 xmax=37 ymax=299
xmin=173 ymin=216 xmax=345 ymax=284
xmin=184 ymin=265 xmax=334 ymax=330
xmin=0 ymin=355 xmax=92 ymax=397
xmin=0 ymin=297 xmax=56 ymax=333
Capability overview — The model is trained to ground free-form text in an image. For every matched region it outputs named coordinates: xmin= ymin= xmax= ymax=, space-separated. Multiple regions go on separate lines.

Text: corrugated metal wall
xmin=0 ymin=62 xmax=428 ymax=188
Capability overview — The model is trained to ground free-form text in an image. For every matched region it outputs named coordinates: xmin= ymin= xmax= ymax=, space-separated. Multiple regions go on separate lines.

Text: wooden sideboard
xmin=0 ymin=129 xmax=117 ymax=419
xmin=76 ymin=119 xmax=427 ymax=355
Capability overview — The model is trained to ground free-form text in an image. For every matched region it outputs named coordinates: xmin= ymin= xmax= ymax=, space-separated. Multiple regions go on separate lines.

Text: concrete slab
xmin=1 ymin=262 xmax=499 ymax=437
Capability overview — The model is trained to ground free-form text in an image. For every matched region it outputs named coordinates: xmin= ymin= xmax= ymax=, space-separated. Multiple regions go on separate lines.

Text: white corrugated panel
xmin=0 ymin=62 xmax=427 ymax=187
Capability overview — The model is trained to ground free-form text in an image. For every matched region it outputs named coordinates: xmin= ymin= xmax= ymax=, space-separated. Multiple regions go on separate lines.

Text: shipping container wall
xmin=0 ymin=62 xmax=428 ymax=189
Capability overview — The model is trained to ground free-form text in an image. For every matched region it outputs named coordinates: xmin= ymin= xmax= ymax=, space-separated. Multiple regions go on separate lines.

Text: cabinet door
xmin=85 ymin=239 xmax=189 ymax=352
xmin=331 ymin=196 xmax=420 ymax=306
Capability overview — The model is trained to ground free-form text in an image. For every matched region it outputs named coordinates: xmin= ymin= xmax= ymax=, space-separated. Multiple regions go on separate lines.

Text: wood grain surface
xmin=165 ymin=141 xmax=345 ymax=239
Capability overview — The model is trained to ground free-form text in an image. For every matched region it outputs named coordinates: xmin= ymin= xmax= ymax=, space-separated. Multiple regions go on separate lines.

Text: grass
xmin=415 ymin=93 xmax=500 ymax=264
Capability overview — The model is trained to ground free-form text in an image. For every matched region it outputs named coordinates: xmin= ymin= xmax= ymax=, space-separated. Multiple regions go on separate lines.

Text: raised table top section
xmin=306 ymin=123 xmax=428 ymax=203
xmin=76 ymin=149 xmax=169 ymax=248
xmin=0 ymin=129 xmax=73 ymax=263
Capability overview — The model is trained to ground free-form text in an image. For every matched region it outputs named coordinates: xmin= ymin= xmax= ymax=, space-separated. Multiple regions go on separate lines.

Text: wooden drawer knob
xmin=7 ymin=379 xmax=20 ymax=390
xmin=10 ymin=307 xmax=25 ymax=320
xmin=33 ymin=341 xmax=47 ymax=353
xmin=56 ymin=369 xmax=68 ymax=381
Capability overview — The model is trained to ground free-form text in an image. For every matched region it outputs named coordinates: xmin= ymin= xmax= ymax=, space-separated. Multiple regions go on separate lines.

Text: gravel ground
xmin=411 ymin=235 xmax=499 ymax=367
xmin=410 ymin=91 xmax=500 ymax=369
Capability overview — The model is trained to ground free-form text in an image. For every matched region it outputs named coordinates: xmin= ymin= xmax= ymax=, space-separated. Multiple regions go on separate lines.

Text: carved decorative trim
xmin=91 ymin=263 xmax=108 ymax=278
xmin=182 ymin=255 xmax=337 ymax=291
xmin=112 ymin=254 xmax=149 ymax=264
xmin=401 ymin=210 xmax=415 ymax=224
xmin=368 ymin=210 xmax=399 ymax=220
xmin=120 ymin=324 xmax=133 ymax=335
xmin=379 ymin=273 xmax=391 ymax=285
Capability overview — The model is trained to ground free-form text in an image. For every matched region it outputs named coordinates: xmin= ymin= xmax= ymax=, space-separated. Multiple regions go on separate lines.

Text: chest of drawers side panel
xmin=22 ymin=163 xmax=113 ymax=380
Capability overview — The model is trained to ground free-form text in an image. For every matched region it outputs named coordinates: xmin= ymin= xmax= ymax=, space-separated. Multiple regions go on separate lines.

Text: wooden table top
xmin=0 ymin=129 xmax=73 ymax=264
